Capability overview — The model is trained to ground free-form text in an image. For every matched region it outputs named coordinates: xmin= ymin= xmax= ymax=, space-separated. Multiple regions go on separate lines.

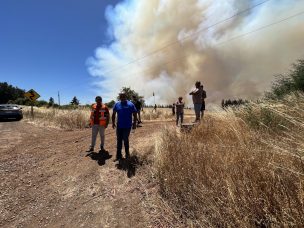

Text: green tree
xmin=267 ymin=59 xmax=304 ymax=99
xmin=0 ymin=82 xmax=25 ymax=103
xmin=36 ymin=100 xmax=48 ymax=107
xmin=106 ymin=100 xmax=116 ymax=108
xmin=48 ymin=97 xmax=55 ymax=107
xmin=117 ymin=87 xmax=145 ymax=105
xmin=70 ymin=96 xmax=80 ymax=105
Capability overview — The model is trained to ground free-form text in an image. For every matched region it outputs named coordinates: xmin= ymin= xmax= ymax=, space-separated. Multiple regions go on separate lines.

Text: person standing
xmin=153 ymin=104 xmax=157 ymax=112
xmin=172 ymin=103 xmax=176 ymax=116
xmin=175 ymin=97 xmax=184 ymax=126
xmin=200 ymin=85 xmax=207 ymax=119
xmin=112 ymin=93 xmax=137 ymax=161
xmin=132 ymin=95 xmax=142 ymax=124
xmin=189 ymin=81 xmax=203 ymax=122
xmin=88 ymin=96 xmax=110 ymax=153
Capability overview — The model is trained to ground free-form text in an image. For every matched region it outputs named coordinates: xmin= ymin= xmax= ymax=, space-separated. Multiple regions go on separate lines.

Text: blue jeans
xmin=116 ymin=128 xmax=131 ymax=159
xmin=194 ymin=103 xmax=202 ymax=121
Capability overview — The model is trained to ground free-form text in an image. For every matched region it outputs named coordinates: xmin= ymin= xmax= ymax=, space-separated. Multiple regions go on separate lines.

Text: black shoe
xmin=114 ymin=157 xmax=122 ymax=162
xmin=87 ymin=147 xmax=94 ymax=152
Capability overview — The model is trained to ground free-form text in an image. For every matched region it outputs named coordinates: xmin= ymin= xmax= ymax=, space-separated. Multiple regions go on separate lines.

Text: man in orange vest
xmin=88 ymin=96 xmax=110 ymax=153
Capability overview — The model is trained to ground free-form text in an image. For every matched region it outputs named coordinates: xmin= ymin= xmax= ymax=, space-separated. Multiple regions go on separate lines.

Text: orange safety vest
xmin=89 ymin=104 xmax=108 ymax=127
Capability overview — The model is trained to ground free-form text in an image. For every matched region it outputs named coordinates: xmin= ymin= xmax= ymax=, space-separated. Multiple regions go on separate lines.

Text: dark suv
xmin=0 ymin=104 xmax=23 ymax=121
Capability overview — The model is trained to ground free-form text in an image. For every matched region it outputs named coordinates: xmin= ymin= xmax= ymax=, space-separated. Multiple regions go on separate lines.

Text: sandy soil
xmin=0 ymin=119 xmax=174 ymax=228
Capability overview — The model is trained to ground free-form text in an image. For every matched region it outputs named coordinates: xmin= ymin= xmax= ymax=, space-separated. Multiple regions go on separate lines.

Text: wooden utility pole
xmin=31 ymin=101 xmax=34 ymax=118
xmin=58 ymin=91 xmax=61 ymax=106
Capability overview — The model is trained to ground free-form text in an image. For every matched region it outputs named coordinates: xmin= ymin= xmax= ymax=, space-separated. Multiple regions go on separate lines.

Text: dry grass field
xmin=22 ymin=106 xmax=194 ymax=129
xmin=154 ymin=93 xmax=304 ymax=227
xmin=7 ymin=95 xmax=303 ymax=227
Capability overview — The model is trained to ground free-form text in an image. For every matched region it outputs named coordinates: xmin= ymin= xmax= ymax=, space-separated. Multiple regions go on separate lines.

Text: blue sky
xmin=1 ymin=0 xmax=303 ymax=105
xmin=0 ymin=0 xmax=121 ymax=104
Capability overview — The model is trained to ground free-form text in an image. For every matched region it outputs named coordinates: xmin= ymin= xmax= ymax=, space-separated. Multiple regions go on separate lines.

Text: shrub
xmin=267 ymin=59 xmax=304 ymax=99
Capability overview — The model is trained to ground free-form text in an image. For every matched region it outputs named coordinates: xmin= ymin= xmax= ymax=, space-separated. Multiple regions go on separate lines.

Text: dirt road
xmin=0 ymin=120 xmax=168 ymax=227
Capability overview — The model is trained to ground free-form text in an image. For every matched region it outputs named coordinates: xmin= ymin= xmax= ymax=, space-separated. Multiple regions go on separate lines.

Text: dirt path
xmin=0 ymin=120 xmax=172 ymax=227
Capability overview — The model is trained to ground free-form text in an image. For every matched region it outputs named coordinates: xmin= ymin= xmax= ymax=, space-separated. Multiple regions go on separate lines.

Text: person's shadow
xmin=115 ymin=155 xmax=141 ymax=178
xmin=86 ymin=150 xmax=112 ymax=166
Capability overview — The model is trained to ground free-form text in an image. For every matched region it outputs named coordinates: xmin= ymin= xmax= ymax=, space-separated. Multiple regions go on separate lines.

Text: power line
xmin=100 ymin=0 xmax=272 ymax=75
xmin=120 ymin=9 xmax=304 ymax=81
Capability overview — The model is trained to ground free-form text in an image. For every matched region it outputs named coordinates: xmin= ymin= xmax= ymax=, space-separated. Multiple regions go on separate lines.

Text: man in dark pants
xmin=132 ymin=95 xmax=142 ymax=125
xmin=189 ymin=81 xmax=203 ymax=122
xmin=175 ymin=97 xmax=184 ymax=126
xmin=112 ymin=93 xmax=137 ymax=162
xmin=200 ymin=85 xmax=207 ymax=119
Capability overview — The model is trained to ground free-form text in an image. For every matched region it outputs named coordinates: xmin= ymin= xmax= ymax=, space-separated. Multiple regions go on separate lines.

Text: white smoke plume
xmin=87 ymin=0 xmax=304 ymax=105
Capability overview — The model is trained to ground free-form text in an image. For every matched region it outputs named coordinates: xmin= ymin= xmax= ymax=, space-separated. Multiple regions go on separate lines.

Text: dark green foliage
xmin=36 ymin=100 xmax=48 ymax=107
xmin=117 ymin=87 xmax=145 ymax=106
xmin=70 ymin=96 xmax=80 ymax=105
xmin=106 ymin=100 xmax=116 ymax=108
xmin=0 ymin=82 xmax=25 ymax=103
xmin=267 ymin=59 xmax=304 ymax=99
xmin=221 ymin=99 xmax=249 ymax=109
xmin=48 ymin=97 xmax=55 ymax=107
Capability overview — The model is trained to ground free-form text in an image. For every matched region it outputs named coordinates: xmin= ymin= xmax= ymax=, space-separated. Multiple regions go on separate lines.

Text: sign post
xmin=24 ymin=89 xmax=40 ymax=118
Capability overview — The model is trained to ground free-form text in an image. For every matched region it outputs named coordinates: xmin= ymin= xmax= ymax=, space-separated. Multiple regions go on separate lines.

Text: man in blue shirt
xmin=112 ymin=92 xmax=137 ymax=161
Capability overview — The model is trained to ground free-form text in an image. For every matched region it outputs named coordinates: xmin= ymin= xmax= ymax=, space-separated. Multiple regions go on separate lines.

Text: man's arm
xmin=132 ymin=104 xmax=137 ymax=129
xmin=133 ymin=112 xmax=137 ymax=129
xmin=191 ymin=88 xmax=200 ymax=95
xmin=105 ymin=107 xmax=110 ymax=127
xmin=112 ymin=110 xmax=116 ymax=129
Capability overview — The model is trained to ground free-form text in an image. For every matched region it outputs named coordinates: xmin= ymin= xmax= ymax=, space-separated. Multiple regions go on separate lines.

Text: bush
xmin=267 ymin=59 xmax=304 ymax=99
xmin=22 ymin=107 xmax=90 ymax=130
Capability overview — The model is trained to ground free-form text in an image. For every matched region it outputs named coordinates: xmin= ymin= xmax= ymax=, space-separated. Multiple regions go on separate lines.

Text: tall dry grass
xmin=21 ymin=106 xmax=184 ymax=130
xmin=141 ymin=108 xmax=174 ymax=121
xmin=22 ymin=106 xmax=90 ymax=130
xmin=154 ymin=93 xmax=304 ymax=227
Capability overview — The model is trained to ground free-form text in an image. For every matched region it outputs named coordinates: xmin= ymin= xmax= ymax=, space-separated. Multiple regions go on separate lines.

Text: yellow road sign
xmin=24 ymin=89 xmax=40 ymax=101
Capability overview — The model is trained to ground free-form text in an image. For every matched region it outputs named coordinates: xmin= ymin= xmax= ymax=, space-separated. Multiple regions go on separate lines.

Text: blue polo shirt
xmin=113 ymin=100 xmax=137 ymax=128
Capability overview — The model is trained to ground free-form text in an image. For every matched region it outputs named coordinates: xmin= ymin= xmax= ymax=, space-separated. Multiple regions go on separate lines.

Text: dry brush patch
xmin=141 ymin=108 xmax=194 ymax=121
xmin=154 ymin=94 xmax=304 ymax=227
xmin=22 ymin=107 xmax=90 ymax=130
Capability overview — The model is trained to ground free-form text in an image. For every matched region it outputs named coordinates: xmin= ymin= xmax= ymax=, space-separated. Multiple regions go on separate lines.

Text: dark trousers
xmin=116 ymin=128 xmax=131 ymax=159
xmin=176 ymin=112 xmax=184 ymax=126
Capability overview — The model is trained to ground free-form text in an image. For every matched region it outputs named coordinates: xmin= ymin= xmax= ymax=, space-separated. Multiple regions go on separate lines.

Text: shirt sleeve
xmin=131 ymin=103 xmax=137 ymax=113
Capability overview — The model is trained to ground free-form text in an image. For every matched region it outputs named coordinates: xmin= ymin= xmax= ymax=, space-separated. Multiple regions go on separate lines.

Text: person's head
xmin=200 ymin=85 xmax=204 ymax=89
xmin=195 ymin=81 xmax=201 ymax=88
xmin=178 ymin=97 xmax=183 ymax=102
xmin=95 ymin=96 xmax=102 ymax=104
xmin=119 ymin=93 xmax=127 ymax=102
